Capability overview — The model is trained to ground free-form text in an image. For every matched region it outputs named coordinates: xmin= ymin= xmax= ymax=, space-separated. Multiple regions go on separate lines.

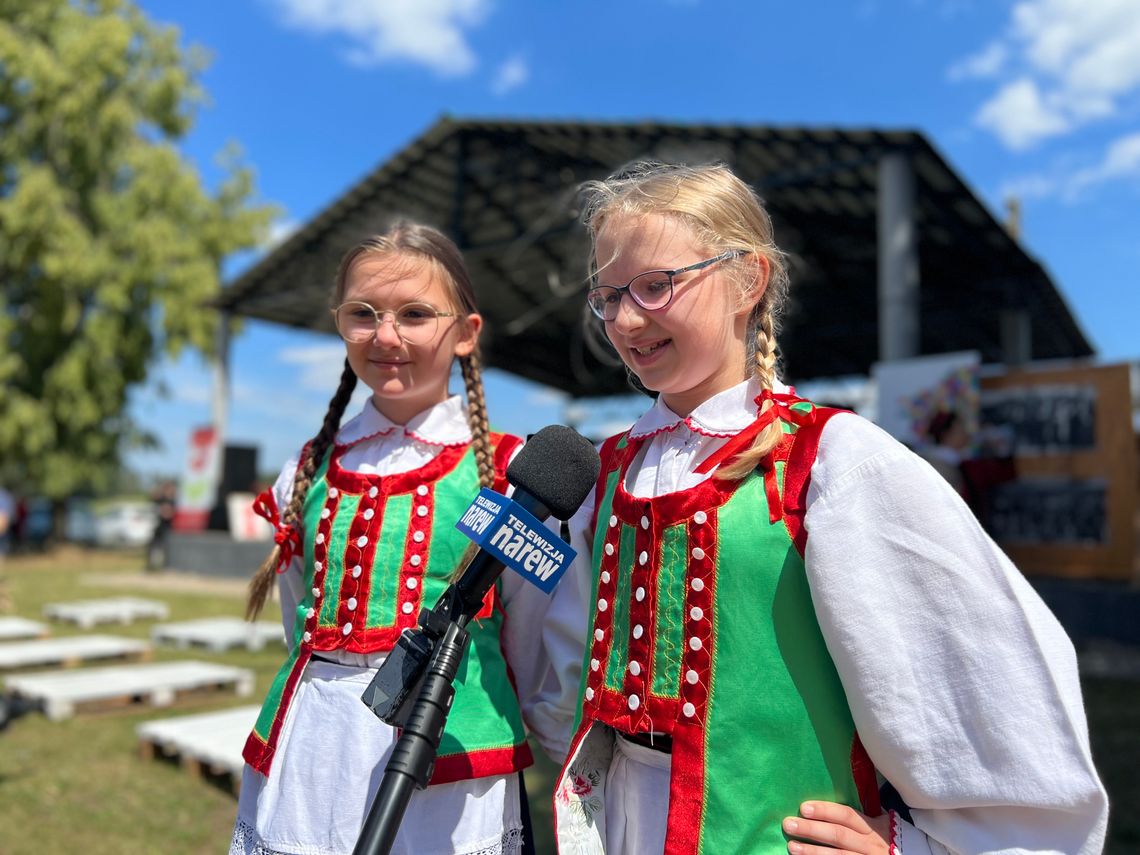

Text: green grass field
xmin=0 ymin=549 xmax=1135 ymax=853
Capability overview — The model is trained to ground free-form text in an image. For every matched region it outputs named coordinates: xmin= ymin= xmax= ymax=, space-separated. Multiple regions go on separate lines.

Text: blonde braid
xmin=716 ymin=308 xmax=784 ymax=481
xmin=460 ymin=350 xmax=494 ymax=489
xmin=246 ymin=360 xmax=358 ymax=620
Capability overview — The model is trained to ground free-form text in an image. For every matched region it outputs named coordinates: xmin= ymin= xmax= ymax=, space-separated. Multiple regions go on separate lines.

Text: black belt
xmin=621 ymin=731 xmax=672 ymax=754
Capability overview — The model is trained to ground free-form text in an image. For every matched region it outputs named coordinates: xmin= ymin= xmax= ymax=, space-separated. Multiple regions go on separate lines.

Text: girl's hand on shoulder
xmin=782 ymin=801 xmax=890 ymax=855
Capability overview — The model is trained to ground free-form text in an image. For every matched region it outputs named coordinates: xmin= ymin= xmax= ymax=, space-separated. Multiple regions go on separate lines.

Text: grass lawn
xmin=0 ymin=548 xmax=1136 ymax=853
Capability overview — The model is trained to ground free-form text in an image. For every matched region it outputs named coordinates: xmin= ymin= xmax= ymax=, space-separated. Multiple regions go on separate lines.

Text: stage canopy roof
xmin=218 ymin=117 xmax=1093 ymax=397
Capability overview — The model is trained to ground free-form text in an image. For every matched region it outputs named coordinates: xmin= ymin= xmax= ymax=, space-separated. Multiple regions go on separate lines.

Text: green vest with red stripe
xmin=244 ymin=433 xmax=533 ymax=784
xmin=555 ymin=400 xmax=880 ymax=855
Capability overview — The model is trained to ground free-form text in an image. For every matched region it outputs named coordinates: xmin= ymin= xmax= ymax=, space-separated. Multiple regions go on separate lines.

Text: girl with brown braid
xmin=550 ymin=162 xmax=1105 ymax=854
xmin=231 ymin=222 xmax=580 ymax=855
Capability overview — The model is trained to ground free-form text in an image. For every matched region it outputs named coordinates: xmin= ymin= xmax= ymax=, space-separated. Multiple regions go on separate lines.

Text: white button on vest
xmin=691 ymin=578 xmax=705 ymax=591
xmin=690 ymin=606 xmax=704 ymax=621
xmin=406 ymin=578 xmax=418 ymax=589
xmin=691 ymin=547 xmax=705 ymax=560
xmin=683 ymin=702 xmax=696 ymax=717
xmin=314 ymin=561 xmax=322 ymax=571
xmin=632 ymin=624 xmax=644 ymax=639
xmin=363 ymin=508 xmax=374 ymax=520
xmin=402 ymin=602 xmax=414 ymax=614
xmin=629 ymin=661 xmax=641 ymax=676
xmin=638 ymin=551 xmax=648 ymax=566
xmin=601 ymin=571 xmax=611 ymax=584
xmin=410 ymin=555 xmax=421 ymax=567
xmin=416 ymin=485 xmax=428 ymax=496
xmin=686 ymin=669 xmax=699 ymax=684
xmin=416 ymin=506 xmax=428 ymax=517
xmin=604 ymin=543 xmax=614 ymax=556
xmin=351 ymin=565 xmax=362 ymax=578
xmin=328 ymin=488 xmax=338 ymax=498
xmin=306 ymin=608 xmax=315 ymax=619
xmin=368 ymin=486 xmax=378 ymax=499
xmin=635 ymin=587 xmax=646 ymax=602
xmin=315 ymin=533 xmax=325 ymax=544
xmin=598 ymin=599 xmax=608 ymax=612
xmin=356 ymin=536 xmax=368 ymax=548
xmin=347 ymin=597 xmax=357 ymax=610
xmin=303 ymin=632 xmax=311 ymax=643
xmin=413 ymin=531 xmax=424 ymax=543
xmin=594 ymin=628 xmax=604 ymax=641
xmin=590 ymin=658 xmax=599 ymax=672
xmin=640 ymin=516 xmax=649 ymax=529
xmin=321 ymin=508 xmax=330 ymax=519
xmin=693 ymin=511 xmax=707 ymax=525
xmin=628 ymin=694 xmax=640 ymax=710
xmin=609 ymin=515 xmax=617 ymax=528
xmin=342 ymin=622 xmax=352 ymax=635
xmin=689 ymin=636 xmax=702 ymax=651
xmin=312 ymin=587 xmax=321 ymax=598
xmin=586 ymin=687 xmax=595 ymax=701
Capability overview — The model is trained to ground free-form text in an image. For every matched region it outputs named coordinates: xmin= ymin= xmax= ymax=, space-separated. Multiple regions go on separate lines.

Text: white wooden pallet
xmin=5 ymin=660 xmax=255 ymax=721
xmin=137 ymin=705 xmax=259 ymax=795
xmin=0 ymin=617 xmax=50 ymax=641
xmin=43 ymin=597 xmax=170 ymax=629
xmin=151 ymin=618 xmax=284 ymax=652
xmin=0 ymin=634 xmax=150 ymax=671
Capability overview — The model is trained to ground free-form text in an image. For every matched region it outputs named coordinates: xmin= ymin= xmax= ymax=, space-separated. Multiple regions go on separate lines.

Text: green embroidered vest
xmin=556 ymin=402 xmax=880 ymax=854
xmin=244 ymin=433 xmax=533 ymax=783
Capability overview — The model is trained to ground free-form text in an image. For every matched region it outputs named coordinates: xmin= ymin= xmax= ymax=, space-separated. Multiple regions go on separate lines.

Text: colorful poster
xmin=173 ymin=425 xmax=222 ymax=531
xmin=871 ymin=351 xmax=981 ymax=450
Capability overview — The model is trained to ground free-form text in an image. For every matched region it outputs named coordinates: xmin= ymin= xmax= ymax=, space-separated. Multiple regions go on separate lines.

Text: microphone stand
xmin=352 ymin=545 xmax=528 ymax=855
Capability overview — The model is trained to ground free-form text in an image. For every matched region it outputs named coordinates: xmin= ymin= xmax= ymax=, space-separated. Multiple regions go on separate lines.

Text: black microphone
xmin=450 ymin=424 xmax=601 ymax=617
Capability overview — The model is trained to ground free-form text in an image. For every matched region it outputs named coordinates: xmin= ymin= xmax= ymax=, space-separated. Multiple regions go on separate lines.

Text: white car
xmin=92 ymin=502 xmax=158 ymax=548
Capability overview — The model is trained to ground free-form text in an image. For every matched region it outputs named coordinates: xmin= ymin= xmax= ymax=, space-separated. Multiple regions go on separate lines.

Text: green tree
xmin=0 ymin=0 xmax=275 ymax=507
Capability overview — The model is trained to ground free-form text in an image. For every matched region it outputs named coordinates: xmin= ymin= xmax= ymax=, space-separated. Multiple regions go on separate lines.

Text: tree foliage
xmin=0 ymin=0 xmax=275 ymax=498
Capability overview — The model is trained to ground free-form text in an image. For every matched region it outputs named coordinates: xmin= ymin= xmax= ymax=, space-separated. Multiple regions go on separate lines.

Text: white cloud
xmin=1000 ymin=130 xmax=1140 ymax=200
xmin=948 ymin=41 xmax=1007 ymax=80
xmin=277 ymin=344 xmax=351 ymax=392
xmin=976 ymin=78 xmax=1071 ymax=150
xmin=270 ymin=0 xmax=492 ymax=77
xmin=491 ymin=54 xmax=529 ymax=96
xmin=951 ymin=0 xmax=1140 ymax=149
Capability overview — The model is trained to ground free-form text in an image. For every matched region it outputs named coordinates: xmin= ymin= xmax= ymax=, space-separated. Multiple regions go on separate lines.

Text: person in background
xmin=146 ymin=480 xmax=178 ymax=571
xmin=0 ymin=486 xmax=13 ymax=563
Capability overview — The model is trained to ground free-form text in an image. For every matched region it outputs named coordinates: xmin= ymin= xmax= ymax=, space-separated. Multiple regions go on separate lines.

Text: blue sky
xmin=126 ymin=0 xmax=1140 ymax=480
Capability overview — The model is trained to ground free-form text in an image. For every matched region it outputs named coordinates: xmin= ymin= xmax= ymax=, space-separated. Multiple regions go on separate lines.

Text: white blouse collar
xmin=336 ymin=395 xmax=471 ymax=448
xmin=627 ymin=377 xmax=792 ymax=440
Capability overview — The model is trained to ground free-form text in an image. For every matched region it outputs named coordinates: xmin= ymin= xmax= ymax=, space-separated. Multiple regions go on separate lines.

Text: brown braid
xmin=449 ymin=349 xmax=496 ymax=585
xmin=246 ymin=359 xmax=358 ymax=620
xmin=459 ymin=350 xmax=495 ymax=489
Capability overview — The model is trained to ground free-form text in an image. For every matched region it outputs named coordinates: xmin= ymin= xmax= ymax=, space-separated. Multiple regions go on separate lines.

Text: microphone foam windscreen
xmin=507 ymin=425 xmax=601 ymax=520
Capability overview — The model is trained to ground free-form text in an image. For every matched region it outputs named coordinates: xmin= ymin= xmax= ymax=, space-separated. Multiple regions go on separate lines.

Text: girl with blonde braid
xmin=231 ymin=223 xmax=582 ymax=855
xmin=552 ymin=162 xmax=1106 ymax=855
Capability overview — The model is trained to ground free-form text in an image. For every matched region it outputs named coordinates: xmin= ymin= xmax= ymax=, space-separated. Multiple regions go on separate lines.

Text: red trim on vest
xmin=429 ymin=740 xmax=533 ymax=786
xmin=781 ymin=407 xmax=844 ymax=556
xmin=662 ymin=507 xmax=718 ymax=855
xmin=590 ymin=433 xmax=627 ymax=536
xmin=243 ymin=647 xmax=313 ymax=775
xmin=492 ymin=432 xmax=523 ymax=493
xmin=325 ymin=441 xmax=467 ymax=494
xmin=851 ymin=732 xmax=883 ymax=817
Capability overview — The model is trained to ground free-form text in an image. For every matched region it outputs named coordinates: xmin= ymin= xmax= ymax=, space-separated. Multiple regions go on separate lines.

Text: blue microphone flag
xmin=455 ymin=488 xmax=577 ymax=594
